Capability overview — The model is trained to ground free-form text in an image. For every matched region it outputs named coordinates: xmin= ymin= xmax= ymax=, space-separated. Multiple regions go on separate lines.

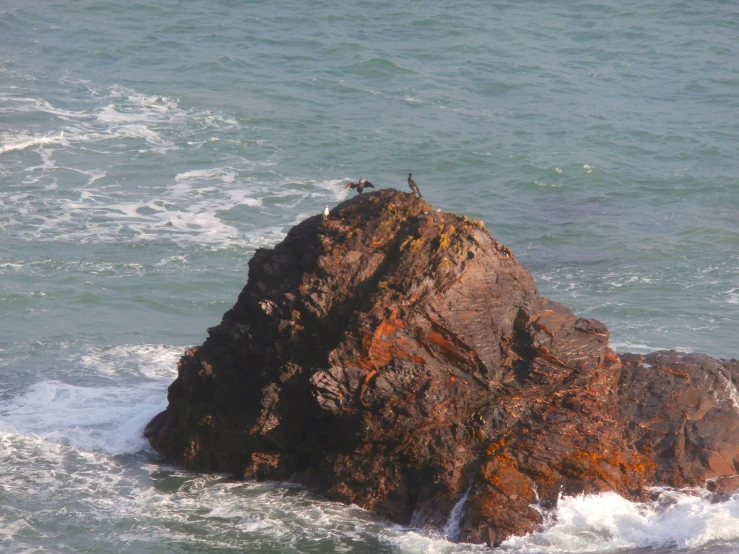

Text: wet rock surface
xmin=145 ymin=189 xmax=739 ymax=546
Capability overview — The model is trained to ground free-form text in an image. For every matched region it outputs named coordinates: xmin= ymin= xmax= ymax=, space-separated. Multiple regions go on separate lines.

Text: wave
xmin=727 ymin=288 xmax=739 ymax=305
xmin=0 ymin=131 xmax=65 ymax=154
xmin=500 ymin=490 xmax=739 ymax=552
xmin=0 ymin=343 xmax=179 ymax=455
xmin=175 ymin=167 xmax=238 ymax=183
xmin=0 ymin=379 xmax=167 ymax=455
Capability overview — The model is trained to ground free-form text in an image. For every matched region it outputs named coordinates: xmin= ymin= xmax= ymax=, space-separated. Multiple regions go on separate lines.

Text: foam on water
xmin=500 ymin=490 xmax=739 ymax=553
xmin=80 ymin=344 xmax=182 ymax=379
xmin=0 ymin=427 xmax=488 ymax=553
xmin=175 ymin=168 xmax=238 ymax=183
xmin=0 ymin=131 xmax=66 ymax=154
xmin=0 ymin=172 xmax=347 ymax=246
xmin=1 ymin=81 xmax=350 ymax=247
xmin=0 ymin=379 xmax=167 ymax=455
xmin=608 ymin=341 xmax=655 ymax=354
xmin=0 ymin=344 xmax=178 ymax=455
xmin=0 ymin=95 xmax=90 ymax=119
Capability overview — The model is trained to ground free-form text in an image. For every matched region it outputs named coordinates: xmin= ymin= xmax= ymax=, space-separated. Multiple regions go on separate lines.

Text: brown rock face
xmin=145 ymin=189 xmax=739 ymax=546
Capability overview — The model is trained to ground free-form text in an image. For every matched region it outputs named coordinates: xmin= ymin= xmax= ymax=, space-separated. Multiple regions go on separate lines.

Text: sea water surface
xmin=1 ymin=1 xmax=738 ymax=552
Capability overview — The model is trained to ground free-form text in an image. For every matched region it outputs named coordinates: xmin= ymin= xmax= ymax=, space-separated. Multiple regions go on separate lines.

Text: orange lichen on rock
xmin=426 ymin=331 xmax=473 ymax=367
xmin=561 ymin=449 xmax=655 ymax=490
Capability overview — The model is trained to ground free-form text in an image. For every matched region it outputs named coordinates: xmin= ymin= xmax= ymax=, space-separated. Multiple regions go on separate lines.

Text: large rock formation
xmin=145 ymin=189 xmax=739 ymax=546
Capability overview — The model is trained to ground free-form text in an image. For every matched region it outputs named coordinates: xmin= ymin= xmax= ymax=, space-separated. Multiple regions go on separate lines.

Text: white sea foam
xmin=0 ymin=344 xmax=179 ymax=455
xmin=0 ymin=132 xmax=65 ymax=154
xmin=175 ymin=168 xmax=238 ymax=183
xmin=114 ymin=123 xmax=176 ymax=152
xmin=0 ymin=171 xmax=347 ymax=246
xmin=97 ymin=104 xmax=167 ymax=124
xmin=305 ymin=177 xmax=351 ymax=203
xmin=727 ymin=288 xmax=739 ymax=305
xmin=1 ymin=86 xmax=219 ymax=163
xmin=155 ymin=255 xmax=188 ymax=266
xmin=0 ymin=82 xmax=350 ymax=249
xmin=80 ymin=344 xmax=181 ymax=379
xmin=0 ymin=446 xmax=484 ymax=554
xmin=0 ymin=95 xmax=90 ymax=119
xmin=500 ymin=490 xmax=739 ymax=552
xmin=609 ymin=340 xmax=653 ymax=353
xmin=0 ymin=379 xmax=168 ymax=455
xmin=380 ymin=530 xmax=488 ymax=553
xmin=0 ymin=261 xmax=25 ymax=272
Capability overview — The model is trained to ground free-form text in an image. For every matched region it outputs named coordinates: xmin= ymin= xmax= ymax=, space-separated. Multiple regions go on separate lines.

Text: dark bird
xmin=344 ymin=178 xmax=375 ymax=194
xmin=408 ymin=173 xmax=422 ymax=197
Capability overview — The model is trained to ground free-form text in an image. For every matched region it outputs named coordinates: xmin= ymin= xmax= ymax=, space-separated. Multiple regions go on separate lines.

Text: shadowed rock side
xmin=145 ymin=189 xmax=739 ymax=546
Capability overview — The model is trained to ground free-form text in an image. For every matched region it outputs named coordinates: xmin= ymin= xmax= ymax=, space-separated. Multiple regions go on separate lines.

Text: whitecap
xmin=500 ymin=490 xmax=739 ymax=552
xmin=175 ymin=167 xmax=238 ymax=183
xmin=0 ymin=344 xmax=178 ymax=455
xmin=0 ymin=261 xmax=25 ymax=272
xmin=726 ymin=288 xmax=738 ymax=305
xmin=79 ymin=344 xmax=181 ymax=379
xmin=609 ymin=340 xmax=653 ymax=353
xmin=96 ymin=104 xmax=166 ymax=124
xmin=0 ymin=95 xmax=89 ymax=119
xmin=0 ymin=132 xmax=65 ymax=154
xmin=0 ymin=378 xmax=169 ymax=455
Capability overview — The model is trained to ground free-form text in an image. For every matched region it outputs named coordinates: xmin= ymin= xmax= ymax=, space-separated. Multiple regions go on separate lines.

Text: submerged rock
xmin=145 ymin=189 xmax=739 ymax=546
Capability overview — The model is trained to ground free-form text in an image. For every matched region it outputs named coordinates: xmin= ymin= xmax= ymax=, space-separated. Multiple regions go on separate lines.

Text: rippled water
xmin=1 ymin=1 xmax=737 ymax=552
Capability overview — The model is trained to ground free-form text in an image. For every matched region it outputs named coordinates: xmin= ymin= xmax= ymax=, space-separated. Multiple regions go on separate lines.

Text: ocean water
xmin=1 ymin=1 xmax=738 ymax=552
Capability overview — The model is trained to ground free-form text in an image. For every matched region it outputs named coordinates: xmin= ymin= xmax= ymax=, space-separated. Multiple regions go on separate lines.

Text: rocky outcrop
xmin=145 ymin=189 xmax=739 ymax=546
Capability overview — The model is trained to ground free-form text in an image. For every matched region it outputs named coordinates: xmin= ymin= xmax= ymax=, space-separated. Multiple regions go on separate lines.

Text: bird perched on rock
xmin=322 ymin=206 xmax=329 ymax=220
xmin=345 ymin=178 xmax=374 ymax=194
xmin=408 ymin=173 xmax=422 ymax=197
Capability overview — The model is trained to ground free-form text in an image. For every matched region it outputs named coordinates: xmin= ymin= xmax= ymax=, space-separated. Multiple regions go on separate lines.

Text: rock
xmin=619 ymin=351 xmax=739 ymax=486
xmin=145 ymin=189 xmax=739 ymax=546
xmin=707 ymin=475 xmax=739 ymax=500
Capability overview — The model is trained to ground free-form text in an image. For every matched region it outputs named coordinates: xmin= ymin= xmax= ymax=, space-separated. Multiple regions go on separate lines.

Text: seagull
xmin=322 ymin=206 xmax=329 ymax=220
xmin=408 ymin=173 xmax=422 ymax=197
xmin=345 ymin=178 xmax=375 ymax=194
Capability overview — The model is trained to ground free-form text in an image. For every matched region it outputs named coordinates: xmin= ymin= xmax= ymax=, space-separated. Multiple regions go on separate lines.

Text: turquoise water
xmin=1 ymin=1 xmax=737 ymax=552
